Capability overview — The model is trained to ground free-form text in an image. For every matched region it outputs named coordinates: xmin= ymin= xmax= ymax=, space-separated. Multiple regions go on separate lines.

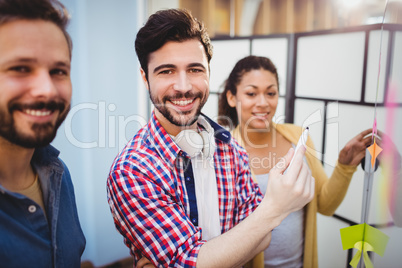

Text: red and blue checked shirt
xmin=107 ymin=112 xmax=262 ymax=267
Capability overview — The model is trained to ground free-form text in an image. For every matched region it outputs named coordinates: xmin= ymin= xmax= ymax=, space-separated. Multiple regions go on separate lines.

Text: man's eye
xmin=159 ymin=70 xmax=173 ymax=75
xmin=246 ymin=92 xmax=255 ymax=97
xmin=50 ymin=69 xmax=68 ymax=76
xmin=10 ymin=66 xmax=30 ymax=73
xmin=189 ymin=68 xmax=202 ymax=73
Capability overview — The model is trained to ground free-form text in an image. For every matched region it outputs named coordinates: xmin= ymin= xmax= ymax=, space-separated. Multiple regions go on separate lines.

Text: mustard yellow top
xmin=232 ymin=123 xmax=357 ymax=268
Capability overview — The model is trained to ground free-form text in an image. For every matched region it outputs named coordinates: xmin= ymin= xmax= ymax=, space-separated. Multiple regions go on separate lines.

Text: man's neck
xmin=0 ymin=137 xmax=36 ymax=191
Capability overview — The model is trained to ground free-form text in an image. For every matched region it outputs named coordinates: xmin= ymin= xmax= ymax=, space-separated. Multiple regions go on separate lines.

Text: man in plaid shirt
xmin=107 ymin=9 xmax=315 ymax=268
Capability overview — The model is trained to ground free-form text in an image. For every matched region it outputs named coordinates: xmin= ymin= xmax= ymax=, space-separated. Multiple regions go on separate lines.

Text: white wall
xmin=52 ymin=0 xmax=146 ymax=266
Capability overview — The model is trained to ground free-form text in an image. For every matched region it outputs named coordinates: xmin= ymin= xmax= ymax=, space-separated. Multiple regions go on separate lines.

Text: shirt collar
xmin=31 ymin=145 xmax=63 ymax=171
xmin=200 ymin=113 xmax=231 ymax=144
xmin=30 ymin=145 xmax=63 ymax=202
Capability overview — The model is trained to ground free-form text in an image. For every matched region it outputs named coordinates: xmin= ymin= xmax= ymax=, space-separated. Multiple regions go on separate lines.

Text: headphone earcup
xmin=175 ymin=130 xmax=203 ymax=158
xmin=200 ymin=130 xmax=215 ymax=159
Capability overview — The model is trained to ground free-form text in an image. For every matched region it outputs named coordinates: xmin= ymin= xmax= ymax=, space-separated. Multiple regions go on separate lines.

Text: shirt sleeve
xmin=107 ymin=160 xmax=205 ymax=267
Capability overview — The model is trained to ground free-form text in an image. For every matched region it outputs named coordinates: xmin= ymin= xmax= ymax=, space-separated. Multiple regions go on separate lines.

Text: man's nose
xmin=30 ymin=70 xmax=58 ymax=99
xmin=173 ymin=72 xmax=192 ymax=92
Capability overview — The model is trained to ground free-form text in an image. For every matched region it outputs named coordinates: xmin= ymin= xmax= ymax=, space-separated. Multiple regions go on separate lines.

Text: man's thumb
xmin=272 ymin=147 xmax=294 ymax=174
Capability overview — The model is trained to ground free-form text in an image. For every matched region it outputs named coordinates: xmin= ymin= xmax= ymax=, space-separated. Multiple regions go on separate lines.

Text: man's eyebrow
xmin=3 ymin=58 xmax=37 ymax=64
xmin=54 ymin=61 xmax=71 ymax=69
xmin=2 ymin=58 xmax=71 ymax=69
xmin=153 ymin=64 xmax=176 ymax=74
xmin=188 ymin=63 xmax=206 ymax=70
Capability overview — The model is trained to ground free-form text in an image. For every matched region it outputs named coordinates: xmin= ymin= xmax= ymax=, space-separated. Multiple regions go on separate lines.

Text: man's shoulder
xmin=229 ymin=136 xmax=248 ymax=154
xmin=110 ymin=125 xmax=168 ymax=173
xmin=214 ymin=134 xmax=250 ymax=170
xmin=107 ymin=126 xmax=179 ymax=189
xmin=116 ymin=126 xmax=154 ymax=158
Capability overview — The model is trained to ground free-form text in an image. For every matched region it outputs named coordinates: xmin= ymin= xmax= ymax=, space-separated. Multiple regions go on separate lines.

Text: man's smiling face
xmin=0 ymin=19 xmax=71 ymax=148
xmin=142 ymin=39 xmax=210 ymax=135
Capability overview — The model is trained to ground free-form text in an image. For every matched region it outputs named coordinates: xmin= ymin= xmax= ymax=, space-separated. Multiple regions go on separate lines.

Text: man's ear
xmin=226 ymin=90 xmax=237 ymax=108
xmin=140 ymin=68 xmax=149 ymax=90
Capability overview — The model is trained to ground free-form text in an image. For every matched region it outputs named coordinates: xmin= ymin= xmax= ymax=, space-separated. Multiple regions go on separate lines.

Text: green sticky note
xmin=340 ymin=223 xmax=389 ymax=256
xmin=340 ymin=224 xmax=365 ymax=250
xmin=364 ymin=224 xmax=389 ymax=256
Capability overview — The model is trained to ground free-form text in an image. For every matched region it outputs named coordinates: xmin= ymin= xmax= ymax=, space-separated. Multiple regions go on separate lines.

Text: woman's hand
xmin=338 ymin=128 xmax=372 ymax=166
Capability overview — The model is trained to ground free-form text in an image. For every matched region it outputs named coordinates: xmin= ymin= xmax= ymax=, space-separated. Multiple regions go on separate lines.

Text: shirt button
xmin=192 ymin=218 xmax=197 ymax=223
xmin=186 ymin=177 xmax=191 ymax=181
xmin=28 ymin=205 xmax=37 ymax=213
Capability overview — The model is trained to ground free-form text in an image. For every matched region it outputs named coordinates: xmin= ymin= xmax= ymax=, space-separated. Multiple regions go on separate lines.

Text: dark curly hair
xmin=135 ymin=8 xmax=213 ymax=80
xmin=218 ymin=55 xmax=279 ymax=129
xmin=0 ymin=0 xmax=72 ymax=57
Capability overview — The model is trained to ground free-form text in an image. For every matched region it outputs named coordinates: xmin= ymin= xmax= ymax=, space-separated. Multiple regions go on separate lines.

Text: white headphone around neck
xmin=174 ymin=128 xmax=215 ymax=159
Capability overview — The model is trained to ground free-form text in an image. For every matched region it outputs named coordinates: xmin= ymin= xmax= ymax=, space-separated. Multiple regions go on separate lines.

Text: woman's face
xmin=227 ymin=69 xmax=279 ymax=130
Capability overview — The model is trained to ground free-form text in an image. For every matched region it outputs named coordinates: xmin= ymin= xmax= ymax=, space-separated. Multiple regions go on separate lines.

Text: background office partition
xmin=208 ymin=23 xmax=402 ymax=267
xmin=205 ymin=35 xmax=290 ymax=123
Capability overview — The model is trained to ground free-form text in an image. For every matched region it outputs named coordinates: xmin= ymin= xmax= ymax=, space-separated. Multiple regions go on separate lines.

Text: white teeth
xmin=171 ymin=99 xmax=193 ymax=106
xmin=24 ymin=109 xmax=51 ymax=117
xmin=254 ymin=113 xmax=267 ymax=116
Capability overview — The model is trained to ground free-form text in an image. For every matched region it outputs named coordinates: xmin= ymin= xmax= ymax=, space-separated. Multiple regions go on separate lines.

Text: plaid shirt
xmin=107 ymin=112 xmax=262 ymax=267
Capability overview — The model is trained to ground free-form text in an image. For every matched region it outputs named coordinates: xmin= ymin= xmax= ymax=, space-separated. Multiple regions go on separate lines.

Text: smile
xmin=23 ymin=109 xmax=52 ymax=117
xmin=170 ymin=98 xmax=195 ymax=107
xmin=253 ymin=112 xmax=269 ymax=117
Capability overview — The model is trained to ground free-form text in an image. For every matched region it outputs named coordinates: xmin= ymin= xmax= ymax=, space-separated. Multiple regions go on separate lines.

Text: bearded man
xmin=107 ymin=8 xmax=314 ymax=268
xmin=0 ymin=0 xmax=85 ymax=267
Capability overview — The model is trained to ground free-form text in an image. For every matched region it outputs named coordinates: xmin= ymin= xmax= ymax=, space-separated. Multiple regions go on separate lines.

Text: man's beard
xmin=150 ymin=89 xmax=208 ymax=127
xmin=0 ymin=100 xmax=70 ymax=148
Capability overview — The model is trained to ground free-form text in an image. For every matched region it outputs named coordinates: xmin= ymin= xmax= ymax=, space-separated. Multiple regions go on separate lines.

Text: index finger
xmin=359 ymin=128 xmax=373 ymax=139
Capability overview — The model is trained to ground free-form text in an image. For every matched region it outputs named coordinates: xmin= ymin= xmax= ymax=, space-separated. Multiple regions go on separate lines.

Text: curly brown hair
xmin=135 ymin=8 xmax=213 ymax=80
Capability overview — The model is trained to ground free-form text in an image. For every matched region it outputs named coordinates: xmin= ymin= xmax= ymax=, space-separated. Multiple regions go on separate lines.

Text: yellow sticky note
xmin=340 ymin=223 xmax=389 ymax=267
xmin=340 ymin=224 xmax=365 ymax=250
